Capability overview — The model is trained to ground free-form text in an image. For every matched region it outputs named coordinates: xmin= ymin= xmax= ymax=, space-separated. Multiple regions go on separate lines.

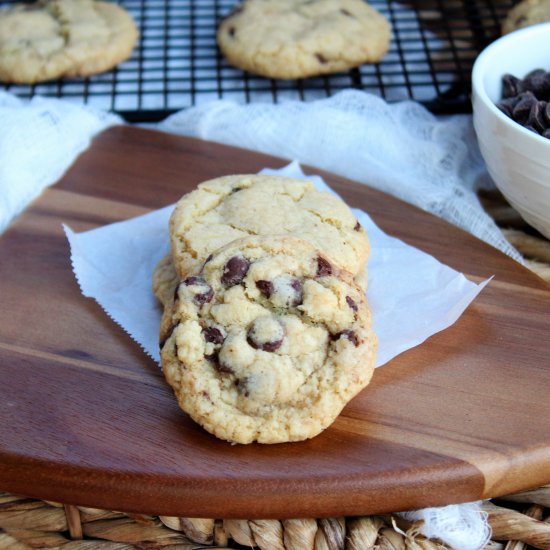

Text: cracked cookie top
xmin=161 ymin=235 xmax=377 ymax=444
xmin=169 ymin=174 xmax=370 ymax=286
xmin=216 ymin=0 xmax=390 ymax=79
xmin=0 ymin=0 xmax=138 ymax=83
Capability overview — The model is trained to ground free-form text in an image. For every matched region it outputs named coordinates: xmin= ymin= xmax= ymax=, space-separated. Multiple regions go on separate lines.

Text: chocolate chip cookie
xmin=217 ymin=0 xmax=390 ymax=79
xmin=169 ymin=174 xmax=370 ymax=285
xmin=161 ymin=236 xmax=377 ymax=444
xmin=502 ymin=0 xmax=550 ymax=33
xmin=0 ymin=0 xmax=138 ymax=83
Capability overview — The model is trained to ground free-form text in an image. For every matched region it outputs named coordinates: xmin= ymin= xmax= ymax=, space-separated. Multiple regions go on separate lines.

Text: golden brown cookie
xmin=0 ymin=0 xmax=138 ymax=83
xmin=161 ymin=235 xmax=377 ymax=444
xmin=217 ymin=0 xmax=391 ymax=79
xmin=169 ymin=174 xmax=370 ymax=285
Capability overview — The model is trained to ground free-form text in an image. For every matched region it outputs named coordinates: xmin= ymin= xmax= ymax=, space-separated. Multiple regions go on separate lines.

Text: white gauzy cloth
xmin=159 ymin=89 xmax=521 ymax=262
xmin=0 ymin=91 xmax=120 ymax=233
xmin=399 ymin=502 xmax=491 ymax=550
xmin=0 ymin=88 xmax=520 ymax=264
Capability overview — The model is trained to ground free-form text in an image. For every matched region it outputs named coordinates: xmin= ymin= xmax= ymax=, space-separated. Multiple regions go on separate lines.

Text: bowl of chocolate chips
xmin=472 ymin=22 xmax=550 ymax=240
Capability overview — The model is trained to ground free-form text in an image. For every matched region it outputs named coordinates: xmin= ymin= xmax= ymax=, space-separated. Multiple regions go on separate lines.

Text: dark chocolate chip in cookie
xmin=222 ymin=255 xmax=250 ymax=286
xmin=346 ymin=295 xmax=358 ymax=312
xmin=256 ymin=279 xmax=274 ymax=297
xmin=316 ymin=53 xmax=328 ymax=64
xmin=181 ymin=276 xmax=214 ymax=305
xmin=316 ymin=256 xmax=333 ymax=277
xmin=202 ymin=326 xmax=225 ymax=345
xmin=288 ymin=278 xmax=303 ymax=306
xmin=159 ymin=323 xmax=177 ymax=349
xmin=332 ymin=329 xmax=360 ymax=347
xmin=205 ymin=350 xmax=219 ymax=363
xmin=216 ymin=361 xmax=235 ymax=375
xmin=247 ymin=316 xmax=285 ymax=352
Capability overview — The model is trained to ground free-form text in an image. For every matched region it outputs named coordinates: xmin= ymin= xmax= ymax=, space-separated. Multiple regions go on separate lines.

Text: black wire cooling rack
xmin=0 ymin=0 xmax=515 ymax=122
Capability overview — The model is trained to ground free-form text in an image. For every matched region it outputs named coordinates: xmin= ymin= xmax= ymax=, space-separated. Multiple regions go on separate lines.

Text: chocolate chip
xmin=512 ymin=91 xmax=537 ymax=124
xmin=543 ymin=73 xmax=550 ymax=101
xmin=228 ymin=26 xmax=236 ymax=37
xmin=523 ymin=69 xmax=550 ymax=100
xmin=340 ymin=8 xmax=353 ymax=16
xmin=206 ymin=351 xmax=234 ymax=375
xmin=354 ymin=221 xmax=361 ymax=231
xmin=527 ymin=101 xmax=547 ymax=133
xmin=205 ymin=351 xmax=218 ymax=363
xmin=221 ymin=256 xmax=250 ymax=286
xmin=202 ymin=326 xmax=224 ymax=345
xmin=289 ymin=278 xmax=303 ymax=306
xmin=181 ymin=276 xmax=214 ymax=305
xmin=247 ymin=334 xmax=283 ymax=352
xmin=258 ymin=277 xmax=303 ymax=307
xmin=231 ymin=186 xmax=243 ymax=194
xmin=256 ymin=279 xmax=274 ymax=297
xmin=331 ymin=329 xmax=360 ymax=347
xmin=498 ymin=69 xmax=550 ymax=139
xmin=502 ymin=73 xmax=524 ymax=99
xmin=316 ymin=256 xmax=333 ymax=277
xmin=183 ymin=276 xmax=205 ymax=286
xmin=346 ymin=296 xmax=358 ymax=312
xmin=316 ymin=53 xmax=328 ymax=64
xmin=496 ymin=97 xmax=518 ymax=118
xmin=159 ymin=323 xmax=177 ymax=349
xmin=216 ymin=361 xmax=235 ymax=375
xmin=247 ymin=317 xmax=285 ymax=352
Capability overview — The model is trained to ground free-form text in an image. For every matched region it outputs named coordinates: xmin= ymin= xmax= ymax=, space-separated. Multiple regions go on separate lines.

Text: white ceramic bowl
xmin=472 ymin=22 xmax=550 ymax=239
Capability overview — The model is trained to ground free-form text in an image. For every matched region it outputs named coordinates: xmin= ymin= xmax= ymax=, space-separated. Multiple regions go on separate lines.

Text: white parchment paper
xmin=65 ymin=162 xmax=489 ymax=367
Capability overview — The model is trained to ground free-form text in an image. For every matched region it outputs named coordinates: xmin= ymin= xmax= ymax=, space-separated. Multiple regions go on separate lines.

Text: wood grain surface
xmin=0 ymin=126 xmax=549 ymax=519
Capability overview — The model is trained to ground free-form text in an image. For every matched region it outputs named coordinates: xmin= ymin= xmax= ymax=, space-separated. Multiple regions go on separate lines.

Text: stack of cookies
xmin=154 ymin=174 xmax=377 ymax=444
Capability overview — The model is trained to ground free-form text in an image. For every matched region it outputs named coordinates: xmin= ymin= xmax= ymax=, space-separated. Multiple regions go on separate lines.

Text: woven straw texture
xmin=1 ymin=487 xmax=550 ymax=549
xmin=480 ymin=189 xmax=550 ymax=284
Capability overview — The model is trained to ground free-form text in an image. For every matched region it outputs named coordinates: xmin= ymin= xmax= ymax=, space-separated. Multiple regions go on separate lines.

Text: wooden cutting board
xmin=0 ymin=126 xmax=549 ymax=520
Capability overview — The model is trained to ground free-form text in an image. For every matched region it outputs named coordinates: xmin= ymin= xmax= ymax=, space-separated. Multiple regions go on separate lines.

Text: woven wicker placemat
xmin=479 ymin=189 xmax=550 ymax=284
xmin=1 ymin=487 xmax=550 ymax=549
